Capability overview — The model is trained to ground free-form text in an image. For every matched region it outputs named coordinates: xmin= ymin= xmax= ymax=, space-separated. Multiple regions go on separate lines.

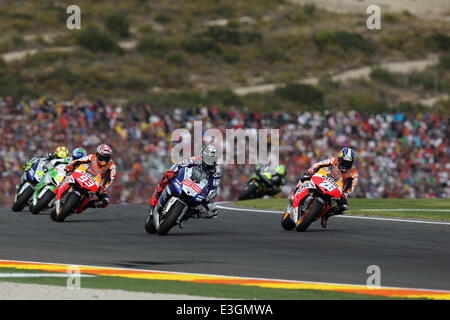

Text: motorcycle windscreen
xmin=180 ymin=167 xmax=209 ymax=201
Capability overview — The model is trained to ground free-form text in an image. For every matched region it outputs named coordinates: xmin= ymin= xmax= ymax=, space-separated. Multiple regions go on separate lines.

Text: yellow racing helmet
xmin=55 ymin=146 xmax=69 ymax=159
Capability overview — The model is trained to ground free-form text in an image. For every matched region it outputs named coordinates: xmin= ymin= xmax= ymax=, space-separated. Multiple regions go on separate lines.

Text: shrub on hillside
xmin=427 ymin=33 xmax=450 ymax=51
xmin=439 ymin=56 xmax=450 ymax=70
xmin=165 ymin=52 xmax=187 ymax=66
xmin=76 ymin=25 xmax=122 ymax=53
xmin=205 ymin=89 xmax=242 ymax=106
xmin=182 ymin=34 xmax=221 ymax=54
xmin=104 ymin=12 xmax=130 ymax=38
xmin=137 ymin=37 xmax=170 ymax=58
xmin=154 ymin=13 xmax=172 ymax=24
xmin=314 ymin=29 xmax=373 ymax=53
xmin=275 ymin=83 xmax=324 ymax=106
xmin=345 ymin=92 xmax=389 ymax=113
xmin=182 ymin=26 xmax=262 ymax=54
xmin=370 ymin=68 xmax=399 ymax=86
xmin=220 ymin=50 xmax=240 ymax=64
xmin=0 ymin=74 xmax=37 ymax=98
xmin=304 ymin=3 xmax=316 ymax=16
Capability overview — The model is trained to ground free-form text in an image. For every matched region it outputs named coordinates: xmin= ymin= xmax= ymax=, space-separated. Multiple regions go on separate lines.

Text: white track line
xmin=0 ymin=273 xmax=94 ymax=278
xmin=3 ymin=259 xmax=450 ymax=294
xmin=216 ymin=203 xmax=450 ymax=226
xmin=359 ymin=209 xmax=450 ymax=212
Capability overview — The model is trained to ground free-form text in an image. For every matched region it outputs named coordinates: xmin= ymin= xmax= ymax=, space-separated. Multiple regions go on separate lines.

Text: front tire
xmin=55 ymin=193 xmax=80 ymax=222
xmin=238 ymin=184 xmax=259 ymax=201
xmin=31 ymin=189 xmax=55 ymax=215
xmin=295 ymin=199 xmax=323 ymax=232
xmin=12 ymin=185 xmax=34 ymax=212
xmin=157 ymin=201 xmax=186 ymax=235
xmin=145 ymin=212 xmax=157 ymax=234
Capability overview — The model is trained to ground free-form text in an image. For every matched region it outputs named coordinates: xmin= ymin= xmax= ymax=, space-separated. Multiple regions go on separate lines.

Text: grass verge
xmin=234 ymin=199 xmax=450 ymax=221
xmin=0 ymin=267 xmax=404 ymax=300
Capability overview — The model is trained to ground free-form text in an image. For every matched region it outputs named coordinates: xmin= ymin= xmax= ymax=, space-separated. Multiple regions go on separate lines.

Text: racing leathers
xmin=149 ymin=156 xmax=221 ymax=219
xmin=289 ymin=157 xmax=359 ymax=227
xmin=55 ymin=154 xmax=117 ymax=213
xmin=255 ymin=165 xmax=286 ymax=196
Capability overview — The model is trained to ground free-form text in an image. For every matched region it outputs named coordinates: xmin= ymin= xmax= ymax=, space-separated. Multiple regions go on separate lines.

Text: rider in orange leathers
xmin=289 ymin=147 xmax=358 ymax=228
xmin=55 ymin=144 xmax=116 ymax=214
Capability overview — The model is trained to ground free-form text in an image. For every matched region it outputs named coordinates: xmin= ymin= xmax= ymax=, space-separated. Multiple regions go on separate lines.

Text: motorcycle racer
xmin=43 ymin=147 xmax=87 ymax=173
xmin=71 ymin=147 xmax=87 ymax=161
xmin=290 ymin=147 xmax=358 ymax=228
xmin=55 ymin=144 xmax=116 ymax=214
xmin=148 ymin=144 xmax=221 ymax=219
xmin=19 ymin=146 xmax=70 ymax=189
xmin=23 ymin=146 xmax=70 ymax=170
xmin=255 ymin=164 xmax=286 ymax=196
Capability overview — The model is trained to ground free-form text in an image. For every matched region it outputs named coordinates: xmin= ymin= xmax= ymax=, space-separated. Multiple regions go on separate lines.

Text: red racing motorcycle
xmin=50 ymin=163 xmax=102 ymax=222
xmin=281 ymin=166 xmax=344 ymax=232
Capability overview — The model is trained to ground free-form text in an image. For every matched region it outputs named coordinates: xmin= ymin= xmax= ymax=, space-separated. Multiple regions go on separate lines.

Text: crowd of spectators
xmin=0 ymin=96 xmax=448 ymax=206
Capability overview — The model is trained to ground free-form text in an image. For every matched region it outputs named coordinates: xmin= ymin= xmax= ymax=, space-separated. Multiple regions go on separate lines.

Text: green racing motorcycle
xmin=29 ymin=162 xmax=68 ymax=214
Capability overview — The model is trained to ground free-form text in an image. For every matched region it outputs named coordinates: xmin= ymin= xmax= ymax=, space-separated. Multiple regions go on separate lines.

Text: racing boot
xmin=74 ymin=197 xmax=92 ymax=214
xmin=320 ymin=213 xmax=330 ymax=228
xmin=320 ymin=204 xmax=348 ymax=228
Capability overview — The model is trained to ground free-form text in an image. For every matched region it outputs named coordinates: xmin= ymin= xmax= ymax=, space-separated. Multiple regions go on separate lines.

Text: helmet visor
xmin=339 ymin=160 xmax=353 ymax=171
xmin=97 ymin=153 xmax=110 ymax=165
xmin=56 ymin=150 xmax=68 ymax=158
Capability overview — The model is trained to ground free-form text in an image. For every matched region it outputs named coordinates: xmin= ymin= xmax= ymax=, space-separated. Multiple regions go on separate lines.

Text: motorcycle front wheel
xmin=157 ymin=201 xmax=186 ymax=235
xmin=31 ymin=189 xmax=55 ymax=215
xmin=145 ymin=211 xmax=157 ymax=234
xmin=295 ymin=199 xmax=324 ymax=232
xmin=12 ymin=185 xmax=34 ymax=212
xmin=55 ymin=193 xmax=80 ymax=222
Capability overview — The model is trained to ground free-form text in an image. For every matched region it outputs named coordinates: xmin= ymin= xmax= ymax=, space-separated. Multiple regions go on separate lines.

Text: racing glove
xmin=95 ymin=194 xmax=109 ymax=208
xmin=300 ymin=172 xmax=312 ymax=183
xmin=23 ymin=161 xmax=32 ymax=170
xmin=99 ymin=196 xmax=109 ymax=208
xmin=65 ymin=164 xmax=74 ymax=173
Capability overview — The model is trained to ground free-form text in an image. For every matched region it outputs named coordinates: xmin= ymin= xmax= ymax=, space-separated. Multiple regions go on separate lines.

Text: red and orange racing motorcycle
xmin=281 ymin=166 xmax=344 ymax=232
xmin=50 ymin=163 xmax=103 ymax=222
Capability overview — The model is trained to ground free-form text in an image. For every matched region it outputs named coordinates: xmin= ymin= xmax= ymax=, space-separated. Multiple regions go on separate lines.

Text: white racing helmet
xmin=201 ymin=144 xmax=218 ymax=171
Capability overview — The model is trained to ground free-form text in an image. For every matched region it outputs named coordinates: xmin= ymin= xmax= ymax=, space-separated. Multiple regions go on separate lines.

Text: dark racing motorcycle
xmin=145 ymin=166 xmax=213 ymax=235
xmin=238 ymin=165 xmax=285 ymax=201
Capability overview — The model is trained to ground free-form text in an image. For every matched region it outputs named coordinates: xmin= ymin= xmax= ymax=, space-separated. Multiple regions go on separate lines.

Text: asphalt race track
xmin=1 ymin=204 xmax=450 ymax=291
